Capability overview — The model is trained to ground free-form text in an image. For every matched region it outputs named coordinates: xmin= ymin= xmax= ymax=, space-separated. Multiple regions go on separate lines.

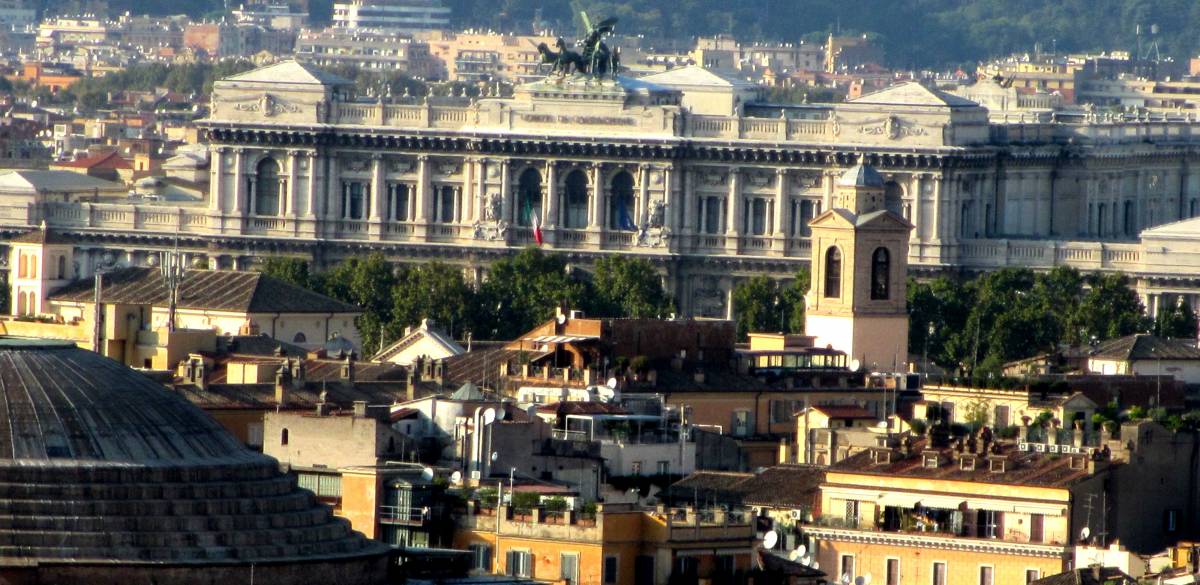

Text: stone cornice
xmin=804 ymin=526 xmax=1069 ymax=559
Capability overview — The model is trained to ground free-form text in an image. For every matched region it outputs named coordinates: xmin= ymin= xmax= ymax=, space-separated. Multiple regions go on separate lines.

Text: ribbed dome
xmin=0 ymin=339 xmax=256 ymax=465
xmin=0 ymin=341 xmax=388 ymax=585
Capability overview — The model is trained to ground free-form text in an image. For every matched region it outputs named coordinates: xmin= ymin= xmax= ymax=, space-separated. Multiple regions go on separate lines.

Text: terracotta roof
xmin=49 ymin=267 xmax=361 ymax=314
xmin=668 ymin=465 xmax=824 ymax=509
xmin=8 ymin=224 xmax=72 ymax=245
xmin=1091 ymin=334 xmax=1200 ymax=361
xmin=169 ymin=379 xmax=409 ymax=411
xmin=829 ymin=441 xmax=1100 ymax=488
xmin=52 ymin=150 xmax=132 ymax=170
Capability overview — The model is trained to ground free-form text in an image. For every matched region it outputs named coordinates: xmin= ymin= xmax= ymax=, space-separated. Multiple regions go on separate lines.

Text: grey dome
xmin=837 ymin=162 xmax=885 ymax=188
xmin=0 ymin=340 xmax=388 ymax=584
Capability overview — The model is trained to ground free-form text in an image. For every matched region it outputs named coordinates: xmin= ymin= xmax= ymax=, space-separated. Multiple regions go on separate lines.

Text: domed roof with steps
xmin=0 ymin=340 xmax=389 ymax=585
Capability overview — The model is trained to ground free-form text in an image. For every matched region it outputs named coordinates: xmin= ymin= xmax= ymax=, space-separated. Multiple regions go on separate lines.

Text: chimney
xmin=274 ymin=364 xmax=290 ymax=405
xmin=353 ymin=400 xmax=367 ymax=418
xmin=341 ymin=353 xmax=355 ymax=382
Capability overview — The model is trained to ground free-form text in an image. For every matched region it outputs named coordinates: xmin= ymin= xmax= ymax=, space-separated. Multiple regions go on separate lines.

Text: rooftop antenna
xmin=161 ymin=231 xmax=184 ymax=332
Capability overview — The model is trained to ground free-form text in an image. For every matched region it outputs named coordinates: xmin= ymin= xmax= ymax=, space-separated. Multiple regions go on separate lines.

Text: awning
xmin=915 ymin=496 xmax=966 ymax=510
xmin=525 ymin=335 xmax=599 ymax=343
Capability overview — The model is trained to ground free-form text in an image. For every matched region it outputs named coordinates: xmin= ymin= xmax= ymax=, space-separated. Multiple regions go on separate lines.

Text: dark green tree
xmin=589 ymin=256 xmax=674 ymax=319
xmin=731 ymin=272 xmax=807 ymax=340
xmin=476 ymin=247 xmax=587 ymax=340
xmin=1154 ymin=301 xmax=1198 ymax=339
xmin=319 ymin=253 xmax=397 ymax=352
xmin=1075 ymin=273 xmax=1148 ymax=342
xmin=390 ymin=262 xmax=477 ymax=340
xmin=257 ymin=256 xmax=312 ymax=289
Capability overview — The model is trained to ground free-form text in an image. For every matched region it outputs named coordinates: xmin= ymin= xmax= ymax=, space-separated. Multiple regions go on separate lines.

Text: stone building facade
xmin=9 ymin=59 xmax=1200 ymax=320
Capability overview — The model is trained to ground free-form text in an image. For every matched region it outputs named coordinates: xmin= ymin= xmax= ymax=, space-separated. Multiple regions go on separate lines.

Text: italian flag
xmin=525 ymin=198 xmax=543 ymax=245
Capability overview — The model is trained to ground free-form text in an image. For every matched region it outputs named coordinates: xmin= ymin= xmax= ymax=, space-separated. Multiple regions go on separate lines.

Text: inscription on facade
xmin=520 ymin=113 xmax=637 ymax=126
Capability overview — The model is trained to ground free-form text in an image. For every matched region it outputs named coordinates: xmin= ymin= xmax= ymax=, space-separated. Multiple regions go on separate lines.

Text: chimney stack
xmin=353 ymin=400 xmax=367 ymax=418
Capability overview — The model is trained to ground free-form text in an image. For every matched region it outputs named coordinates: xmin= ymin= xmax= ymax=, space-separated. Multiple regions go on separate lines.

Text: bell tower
xmin=9 ymin=222 xmax=74 ymax=317
xmin=805 ymin=161 xmax=913 ymax=371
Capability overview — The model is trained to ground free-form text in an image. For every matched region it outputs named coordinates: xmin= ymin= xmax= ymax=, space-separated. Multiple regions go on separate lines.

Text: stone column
xmin=638 ymin=164 xmax=651 ymax=227
xmin=773 ymin=168 xmax=788 ymax=237
xmin=683 ymin=167 xmax=697 ymax=234
xmin=544 ymin=161 xmax=558 ymax=228
xmin=210 ymin=147 xmax=225 ymax=213
xmin=499 ymin=159 xmax=511 ymax=226
xmin=325 ymin=154 xmax=340 ymax=222
xmin=588 ymin=163 xmax=604 ymax=230
xmin=663 ymin=165 xmax=677 ymax=230
xmin=368 ymin=154 xmax=386 ymax=237
xmin=930 ymin=174 xmax=943 ymax=243
xmin=305 ymin=152 xmax=318 ymax=219
xmin=285 ymin=150 xmax=300 ymax=218
xmin=232 ymin=148 xmax=247 ymax=219
xmin=414 ymin=155 xmax=430 ymax=238
xmin=726 ymin=167 xmax=740 ymax=236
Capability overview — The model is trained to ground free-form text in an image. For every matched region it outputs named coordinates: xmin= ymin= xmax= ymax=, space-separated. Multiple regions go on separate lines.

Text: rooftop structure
xmin=332 ymin=0 xmax=451 ymax=32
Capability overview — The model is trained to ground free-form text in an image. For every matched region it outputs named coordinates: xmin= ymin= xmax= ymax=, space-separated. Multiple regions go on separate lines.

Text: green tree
xmin=731 ymin=273 xmax=806 ymax=340
xmin=258 ymin=256 xmax=312 ymax=289
xmin=319 ymin=253 xmax=397 ymax=352
xmin=589 ymin=256 xmax=673 ymax=319
xmin=390 ymin=262 xmax=476 ymax=340
xmin=1154 ymin=301 xmax=1198 ymax=339
xmin=476 ymin=247 xmax=587 ymax=340
xmin=1075 ymin=273 xmax=1148 ymax=342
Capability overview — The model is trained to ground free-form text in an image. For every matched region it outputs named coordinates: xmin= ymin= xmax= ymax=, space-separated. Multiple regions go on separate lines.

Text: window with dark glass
xmin=871 ymin=247 xmax=890 ymax=300
xmin=389 ymin=183 xmax=410 ymax=221
xmin=565 ymin=170 xmax=590 ymax=229
xmin=343 ymin=181 xmax=366 ymax=220
xmin=750 ymin=198 xmax=767 ymax=235
xmin=609 ymin=171 xmax=634 ymax=230
xmin=703 ymin=196 xmax=722 ymax=234
xmin=824 ymin=247 xmax=842 ymax=298
xmin=255 ymin=158 xmax=281 ymax=216
xmin=437 ymin=185 xmax=456 ymax=223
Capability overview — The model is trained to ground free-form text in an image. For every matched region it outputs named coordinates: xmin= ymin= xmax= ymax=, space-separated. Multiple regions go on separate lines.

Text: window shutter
xmin=506 ymin=551 xmax=515 ymax=576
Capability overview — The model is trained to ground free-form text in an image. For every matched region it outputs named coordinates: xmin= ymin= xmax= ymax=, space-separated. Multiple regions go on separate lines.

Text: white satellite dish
xmin=849 ymin=359 xmax=862 ymax=371
xmin=495 ymin=408 xmax=506 ymax=421
xmin=762 ymin=530 xmax=779 ymax=550
xmin=811 ymin=561 xmax=819 ymax=570
xmin=796 ymin=544 xmax=807 ymax=557
xmin=1080 ymin=526 xmax=1091 ymax=541
xmin=490 ymin=451 xmax=499 ymax=462
xmin=788 ymin=549 xmax=803 ymax=562
xmin=606 ymin=377 xmax=618 ymax=389
xmin=799 ymin=554 xmax=814 ymax=567
xmin=420 ymin=467 xmax=434 ymax=481
xmin=556 ymin=313 xmax=567 ymax=325
xmin=876 ymin=420 xmax=889 ymax=429
xmin=482 ymin=407 xmax=496 ymax=425
xmin=450 ymin=471 xmax=463 ymax=484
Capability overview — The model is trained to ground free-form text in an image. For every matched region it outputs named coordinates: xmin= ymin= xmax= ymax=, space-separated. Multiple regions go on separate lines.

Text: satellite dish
xmin=788 ymin=549 xmax=803 ymax=561
xmin=876 ymin=420 xmax=889 ymax=429
xmin=482 ymin=407 xmax=496 ymax=425
xmin=490 ymin=452 xmax=499 ymax=462
xmin=1080 ymin=526 xmax=1091 ymax=541
xmin=606 ymin=377 xmax=618 ymax=389
xmin=450 ymin=471 xmax=463 ymax=484
xmin=495 ymin=408 xmax=506 ymax=421
xmin=849 ymin=359 xmax=862 ymax=371
xmin=420 ymin=467 xmax=434 ymax=481
xmin=556 ymin=313 xmax=567 ymax=324
xmin=762 ymin=530 xmax=779 ymax=550
xmin=799 ymin=554 xmax=814 ymax=567
xmin=796 ymin=545 xmax=807 ymax=557
xmin=811 ymin=561 xmax=819 ymax=570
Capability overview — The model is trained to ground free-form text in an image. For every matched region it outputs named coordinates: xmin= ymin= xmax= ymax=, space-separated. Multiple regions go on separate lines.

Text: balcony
xmin=804 ymin=524 xmax=1069 ymax=559
xmin=379 ymin=505 xmax=429 ymax=526
xmin=457 ymin=504 xmax=602 ymax=543
xmin=651 ymin=506 xmax=756 ymax=543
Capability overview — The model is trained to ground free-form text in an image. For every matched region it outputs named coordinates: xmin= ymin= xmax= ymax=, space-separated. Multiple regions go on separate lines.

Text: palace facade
xmin=8 ymin=59 xmax=1200 ymax=320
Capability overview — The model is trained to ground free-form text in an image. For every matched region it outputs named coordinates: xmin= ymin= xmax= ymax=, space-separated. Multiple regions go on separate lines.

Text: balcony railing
xmin=804 ymin=525 xmax=1069 ymax=559
xmin=379 ymin=505 xmax=428 ymax=525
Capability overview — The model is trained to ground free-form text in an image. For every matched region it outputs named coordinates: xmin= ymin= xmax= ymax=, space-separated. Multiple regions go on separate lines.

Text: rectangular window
xmin=506 ymin=550 xmax=531 ymax=578
xmin=603 ymin=555 xmax=619 ymax=584
xmin=840 ymin=555 xmax=855 ymax=580
xmin=845 ymin=500 xmax=859 ymax=528
xmin=631 ymin=461 xmax=642 ymax=475
xmin=389 ymin=183 xmax=410 ymax=221
xmin=980 ymin=566 xmax=994 ymax=585
xmin=1030 ymin=513 xmax=1044 ymax=543
xmin=932 ymin=562 xmax=947 ymax=585
xmin=886 ymin=559 xmax=900 ymax=585
xmin=561 ymin=553 xmax=579 ymax=585
xmin=704 ymin=196 xmax=722 ymax=234
xmin=977 ymin=509 xmax=999 ymax=538
xmin=1025 ymin=569 xmax=1040 ymax=584
xmin=1167 ymin=509 xmax=1179 ymax=533
xmin=657 ymin=461 xmax=670 ymax=475
xmin=732 ymin=410 xmax=751 ymax=437
xmin=468 ymin=543 xmax=491 ymax=571
xmin=343 ymin=181 xmax=366 ymax=220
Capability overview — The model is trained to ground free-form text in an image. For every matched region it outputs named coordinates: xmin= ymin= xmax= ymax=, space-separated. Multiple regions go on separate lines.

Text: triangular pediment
xmin=808 ymin=208 xmax=857 ymax=228
xmin=850 ymin=81 xmax=978 ymax=108
xmin=808 ymin=208 xmax=914 ymax=231
xmin=224 ymin=60 xmax=352 ymax=87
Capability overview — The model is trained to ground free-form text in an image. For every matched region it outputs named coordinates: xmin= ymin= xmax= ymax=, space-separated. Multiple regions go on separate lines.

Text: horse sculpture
xmin=535 ymin=38 xmax=587 ymax=76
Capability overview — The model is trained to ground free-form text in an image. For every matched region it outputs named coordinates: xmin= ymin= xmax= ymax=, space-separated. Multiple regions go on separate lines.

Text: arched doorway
xmin=254 ymin=158 xmax=281 ymax=216
xmin=609 ymin=171 xmax=635 ymax=230
xmin=516 ymin=168 xmax=542 ymax=227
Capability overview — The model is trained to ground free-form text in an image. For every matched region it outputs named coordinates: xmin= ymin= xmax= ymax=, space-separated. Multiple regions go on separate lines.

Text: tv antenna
xmin=160 ymin=232 xmax=184 ymax=332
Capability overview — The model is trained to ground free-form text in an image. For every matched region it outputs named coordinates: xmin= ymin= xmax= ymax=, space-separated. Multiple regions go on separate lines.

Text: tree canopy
xmin=731 ymin=268 xmax=808 ymax=340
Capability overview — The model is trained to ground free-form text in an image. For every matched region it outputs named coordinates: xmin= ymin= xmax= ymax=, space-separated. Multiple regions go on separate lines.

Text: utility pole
xmin=91 ymin=270 xmax=103 ymax=354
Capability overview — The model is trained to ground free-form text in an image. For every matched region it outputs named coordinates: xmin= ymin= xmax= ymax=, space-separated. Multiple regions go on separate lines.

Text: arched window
xmin=56 ymin=256 xmax=65 ymax=279
xmin=16 ymin=290 xmax=26 ymax=315
xmin=563 ymin=170 xmax=589 ymax=229
xmin=28 ymin=256 xmax=35 ymax=279
xmin=293 ymin=332 xmax=307 ymax=344
xmin=281 ymin=428 xmax=289 ymax=446
xmin=870 ymin=247 xmax=890 ymax=300
xmin=823 ymin=247 xmax=842 ymax=299
xmin=609 ymin=171 xmax=635 ymax=230
xmin=516 ymin=168 xmax=541 ymax=227
xmin=17 ymin=253 xmax=25 ymax=279
xmin=254 ymin=158 xmax=281 ymax=216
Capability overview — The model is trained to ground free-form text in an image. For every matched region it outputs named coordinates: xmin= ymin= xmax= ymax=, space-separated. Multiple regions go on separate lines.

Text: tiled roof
xmin=829 ymin=440 xmax=1098 ymax=488
xmin=668 ymin=465 xmax=824 ymax=509
xmin=1090 ymin=334 xmax=1200 ymax=361
xmin=52 ymin=150 xmax=132 ymax=170
xmin=48 ymin=267 xmax=361 ymax=314
xmin=8 ymin=224 xmax=72 ymax=245
xmin=169 ymin=379 xmax=409 ymax=411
